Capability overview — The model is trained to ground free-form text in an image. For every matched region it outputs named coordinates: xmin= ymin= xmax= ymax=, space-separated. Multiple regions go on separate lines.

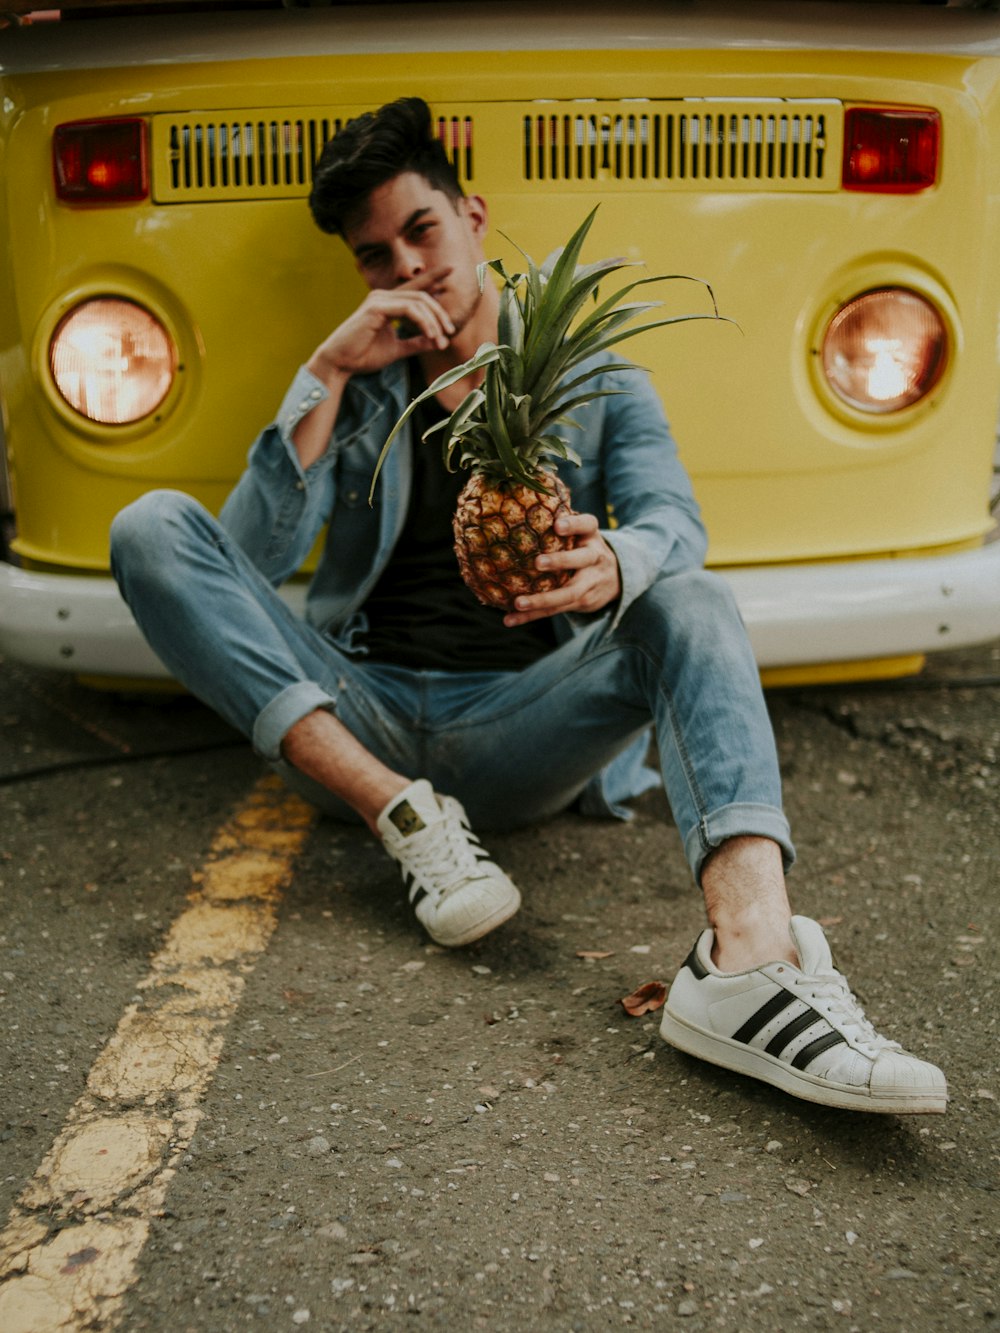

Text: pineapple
xmin=452 ymin=469 xmax=575 ymax=609
xmin=371 ymin=206 xmax=720 ymax=611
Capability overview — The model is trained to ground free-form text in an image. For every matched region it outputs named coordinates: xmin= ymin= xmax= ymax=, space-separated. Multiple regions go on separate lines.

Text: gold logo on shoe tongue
xmin=389 ymin=800 xmax=425 ymax=837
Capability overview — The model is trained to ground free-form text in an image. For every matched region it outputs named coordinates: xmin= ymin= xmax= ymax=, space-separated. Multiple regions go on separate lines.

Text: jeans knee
xmin=627 ymin=568 xmax=741 ymax=648
xmin=110 ymin=490 xmax=212 ymax=583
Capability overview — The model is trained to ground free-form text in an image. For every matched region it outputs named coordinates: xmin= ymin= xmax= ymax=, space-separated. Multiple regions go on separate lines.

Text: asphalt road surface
xmin=0 ymin=642 xmax=997 ymax=1332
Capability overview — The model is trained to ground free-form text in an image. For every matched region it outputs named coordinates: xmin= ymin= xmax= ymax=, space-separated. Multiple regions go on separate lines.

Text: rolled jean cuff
xmin=686 ymin=803 xmax=796 ymax=887
xmin=252 ymin=681 xmax=337 ymax=761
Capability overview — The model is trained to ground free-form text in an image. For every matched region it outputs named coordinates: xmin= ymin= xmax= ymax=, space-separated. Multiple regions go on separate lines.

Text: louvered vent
xmin=152 ymin=110 xmax=475 ymax=202
xmin=524 ymin=105 xmax=831 ymax=188
xmin=151 ymin=100 xmax=839 ymax=202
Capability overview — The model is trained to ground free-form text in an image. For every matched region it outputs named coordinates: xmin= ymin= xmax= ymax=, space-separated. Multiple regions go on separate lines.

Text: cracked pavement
xmin=0 ymin=642 xmax=998 ymax=1330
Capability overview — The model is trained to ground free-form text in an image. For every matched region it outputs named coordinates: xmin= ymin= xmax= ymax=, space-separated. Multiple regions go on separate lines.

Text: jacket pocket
xmin=335 ymin=466 xmax=377 ymax=511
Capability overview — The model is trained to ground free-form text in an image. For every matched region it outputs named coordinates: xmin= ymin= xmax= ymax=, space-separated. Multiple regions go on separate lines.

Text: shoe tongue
xmin=789 ymin=916 xmax=838 ymax=977
xmin=380 ymin=779 xmax=440 ymax=839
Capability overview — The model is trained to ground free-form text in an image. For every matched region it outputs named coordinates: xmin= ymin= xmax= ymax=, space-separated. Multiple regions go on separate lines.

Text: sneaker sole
xmin=660 ymin=1007 xmax=948 ymax=1115
xmin=422 ymin=885 xmax=521 ymax=949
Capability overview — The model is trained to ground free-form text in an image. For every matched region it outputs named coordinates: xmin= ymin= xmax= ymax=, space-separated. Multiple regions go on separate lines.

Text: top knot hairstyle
xmin=308 ymin=97 xmax=465 ymax=238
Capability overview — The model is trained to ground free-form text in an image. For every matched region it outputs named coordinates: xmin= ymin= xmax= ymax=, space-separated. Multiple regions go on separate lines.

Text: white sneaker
xmin=376 ymin=779 xmax=521 ymax=948
xmin=660 ymin=915 xmax=948 ymax=1114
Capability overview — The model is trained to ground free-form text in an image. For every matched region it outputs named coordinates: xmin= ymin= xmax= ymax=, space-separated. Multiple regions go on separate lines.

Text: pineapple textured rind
xmin=453 ymin=472 xmax=575 ymax=610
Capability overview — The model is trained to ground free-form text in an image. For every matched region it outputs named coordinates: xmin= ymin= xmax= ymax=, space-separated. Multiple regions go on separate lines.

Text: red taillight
xmin=53 ymin=119 xmax=148 ymax=203
xmin=842 ymin=107 xmax=940 ymax=193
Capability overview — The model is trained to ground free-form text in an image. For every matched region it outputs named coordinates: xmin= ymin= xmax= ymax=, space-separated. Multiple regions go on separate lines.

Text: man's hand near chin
xmin=502 ymin=512 xmax=622 ymax=627
xmin=307 ymin=264 xmax=456 ymax=387
xmin=293 ymin=266 xmax=455 ymax=470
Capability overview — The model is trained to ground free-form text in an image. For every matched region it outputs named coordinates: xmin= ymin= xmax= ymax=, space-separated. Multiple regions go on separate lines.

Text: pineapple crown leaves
xmin=369 ymin=205 xmax=730 ymax=503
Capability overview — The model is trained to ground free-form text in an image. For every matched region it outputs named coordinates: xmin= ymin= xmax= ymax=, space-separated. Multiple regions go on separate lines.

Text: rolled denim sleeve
xmin=219 ymin=367 xmax=340 ymax=587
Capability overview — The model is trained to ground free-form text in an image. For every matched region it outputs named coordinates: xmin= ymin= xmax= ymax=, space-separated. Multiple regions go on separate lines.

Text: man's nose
xmin=392 ymin=243 xmax=424 ymax=286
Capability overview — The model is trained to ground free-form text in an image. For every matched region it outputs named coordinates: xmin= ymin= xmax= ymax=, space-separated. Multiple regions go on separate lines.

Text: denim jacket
xmin=220 ymin=354 xmax=708 ymax=815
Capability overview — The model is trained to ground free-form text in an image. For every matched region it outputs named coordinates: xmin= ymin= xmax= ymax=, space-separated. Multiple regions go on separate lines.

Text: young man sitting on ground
xmin=110 ymin=97 xmax=946 ymax=1115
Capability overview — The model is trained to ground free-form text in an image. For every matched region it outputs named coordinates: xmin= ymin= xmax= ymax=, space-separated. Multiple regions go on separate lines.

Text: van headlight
xmin=821 ymin=287 xmax=947 ymax=414
xmin=49 ymin=298 xmax=176 ymax=425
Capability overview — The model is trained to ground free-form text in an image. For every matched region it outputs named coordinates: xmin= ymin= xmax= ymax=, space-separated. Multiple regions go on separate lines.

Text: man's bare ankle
xmin=710 ymin=920 xmax=799 ymax=973
xmin=280 ymin=708 xmax=412 ymax=834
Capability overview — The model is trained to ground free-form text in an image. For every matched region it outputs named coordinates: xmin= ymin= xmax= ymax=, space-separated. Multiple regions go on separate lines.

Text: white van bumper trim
xmin=0 ymin=544 xmax=998 ymax=678
xmin=0 ymin=564 xmax=305 ymax=678
xmin=724 ymin=541 xmax=1000 ymax=668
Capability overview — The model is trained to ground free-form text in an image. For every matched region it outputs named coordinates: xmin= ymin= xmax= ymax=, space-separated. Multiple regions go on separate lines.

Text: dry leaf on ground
xmin=619 ymin=981 xmax=668 ymax=1016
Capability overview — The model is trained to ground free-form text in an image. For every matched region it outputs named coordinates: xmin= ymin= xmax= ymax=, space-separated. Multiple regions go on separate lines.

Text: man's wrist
xmin=305 ymin=347 xmax=352 ymax=392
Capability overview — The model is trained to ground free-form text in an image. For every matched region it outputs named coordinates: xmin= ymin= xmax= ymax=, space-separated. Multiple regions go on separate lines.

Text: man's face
xmin=344 ymin=171 xmax=489 ymax=335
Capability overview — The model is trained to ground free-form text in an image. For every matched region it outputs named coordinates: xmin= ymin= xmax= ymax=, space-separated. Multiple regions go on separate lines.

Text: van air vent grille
xmin=152 ymin=111 xmax=475 ymax=203
xmin=151 ymin=100 xmax=839 ymax=203
xmin=523 ymin=107 xmax=829 ymax=185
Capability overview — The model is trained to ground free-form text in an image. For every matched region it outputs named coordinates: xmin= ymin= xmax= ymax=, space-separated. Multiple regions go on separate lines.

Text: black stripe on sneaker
xmin=763 ymin=1007 xmax=826 ymax=1057
xmin=790 ymin=1029 xmax=847 ymax=1071
xmin=683 ymin=944 xmax=709 ymax=981
xmin=730 ymin=990 xmax=797 ymax=1044
xmin=403 ymin=872 xmax=425 ymax=907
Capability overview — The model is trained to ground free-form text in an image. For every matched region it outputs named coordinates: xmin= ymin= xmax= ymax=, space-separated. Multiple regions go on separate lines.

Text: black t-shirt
xmin=360 ymin=362 xmax=557 ymax=672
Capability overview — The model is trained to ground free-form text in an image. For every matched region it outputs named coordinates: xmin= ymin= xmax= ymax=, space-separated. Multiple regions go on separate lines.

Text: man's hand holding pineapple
xmin=111 ymin=98 xmax=946 ymax=1115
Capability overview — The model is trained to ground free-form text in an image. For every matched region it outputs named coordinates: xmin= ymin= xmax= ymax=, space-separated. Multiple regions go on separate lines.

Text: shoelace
xmin=792 ymin=970 xmax=900 ymax=1055
xmin=403 ymin=804 xmax=488 ymax=903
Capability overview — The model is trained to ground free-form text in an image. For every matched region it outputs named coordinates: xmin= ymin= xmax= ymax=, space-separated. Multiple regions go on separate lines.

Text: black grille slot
xmin=436 ymin=114 xmax=475 ymax=180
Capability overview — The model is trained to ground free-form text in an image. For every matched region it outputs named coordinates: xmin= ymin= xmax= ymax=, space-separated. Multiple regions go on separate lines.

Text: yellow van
xmin=1 ymin=0 xmax=998 ymax=686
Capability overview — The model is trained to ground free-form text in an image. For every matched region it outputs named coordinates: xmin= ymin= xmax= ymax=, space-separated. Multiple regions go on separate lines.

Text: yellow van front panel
xmin=1 ymin=32 xmax=998 ymax=572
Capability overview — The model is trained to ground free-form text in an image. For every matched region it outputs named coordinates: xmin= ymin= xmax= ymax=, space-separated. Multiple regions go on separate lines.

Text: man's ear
xmin=462 ymin=193 xmax=489 ymax=239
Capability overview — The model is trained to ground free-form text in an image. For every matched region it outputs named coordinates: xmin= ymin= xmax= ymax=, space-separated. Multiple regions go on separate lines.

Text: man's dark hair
xmin=309 ymin=97 xmax=464 ymax=237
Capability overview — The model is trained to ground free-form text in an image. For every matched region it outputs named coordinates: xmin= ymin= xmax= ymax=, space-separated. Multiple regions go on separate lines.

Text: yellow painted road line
xmin=0 ymin=775 xmax=316 ymax=1332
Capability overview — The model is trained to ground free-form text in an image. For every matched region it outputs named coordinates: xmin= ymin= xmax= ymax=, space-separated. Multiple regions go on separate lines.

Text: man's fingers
xmin=505 ymin=569 xmax=598 ymax=620
xmin=373 ymin=288 xmax=455 ymax=344
xmin=309 ymin=265 xmax=458 ymax=380
xmin=502 ymin=526 xmax=622 ymax=626
xmin=554 ymin=511 xmax=599 ymax=538
xmin=502 ymin=584 xmax=582 ymax=626
xmin=399 ymin=264 xmax=453 ymax=293
xmin=536 ymin=543 xmax=597 ymax=573
xmin=536 ymin=526 xmax=608 ymax=574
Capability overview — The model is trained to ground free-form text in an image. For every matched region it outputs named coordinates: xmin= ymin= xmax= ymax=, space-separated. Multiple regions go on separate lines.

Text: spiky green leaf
xmin=376 ymin=204 xmax=729 ymax=494
xmin=368 ymin=343 xmax=502 ymax=502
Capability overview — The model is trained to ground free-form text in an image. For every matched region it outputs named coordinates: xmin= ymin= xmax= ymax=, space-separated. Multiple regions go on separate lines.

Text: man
xmin=111 ymin=97 xmax=946 ymax=1115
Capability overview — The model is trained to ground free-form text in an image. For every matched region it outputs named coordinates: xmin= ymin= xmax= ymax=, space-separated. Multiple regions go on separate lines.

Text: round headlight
xmin=821 ymin=288 xmax=946 ymax=414
xmin=49 ymin=298 xmax=176 ymax=425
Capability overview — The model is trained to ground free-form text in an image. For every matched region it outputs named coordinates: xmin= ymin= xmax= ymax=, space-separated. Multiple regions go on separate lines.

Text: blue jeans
xmin=110 ymin=490 xmax=794 ymax=884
